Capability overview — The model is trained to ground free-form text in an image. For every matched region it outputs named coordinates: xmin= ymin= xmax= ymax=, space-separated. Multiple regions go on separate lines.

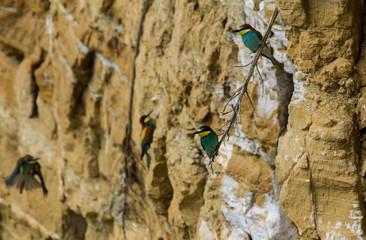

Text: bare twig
xmin=255 ymin=64 xmax=265 ymax=96
xmin=121 ymin=0 xmax=152 ymax=238
xmin=217 ymin=120 xmax=231 ymax=131
xmin=208 ymin=8 xmax=279 ymax=173
xmin=256 ymin=64 xmax=264 ymax=83
xmin=246 ymin=232 xmax=253 ymax=240
xmin=221 ymin=109 xmax=234 ymax=116
xmin=256 ymin=11 xmax=283 ymax=31
xmin=234 ymin=61 xmax=253 ymax=68
xmin=125 ymin=202 xmax=148 ymax=226
xmin=245 ymin=91 xmax=255 ymax=112
xmin=222 ymin=88 xmax=242 ymax=113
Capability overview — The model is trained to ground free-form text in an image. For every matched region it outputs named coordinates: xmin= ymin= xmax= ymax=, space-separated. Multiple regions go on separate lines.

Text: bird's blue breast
xmin=147 ymin=120 xmax=156 ymax=129
xmin=201 ymin=132 xmax=218 ymax=157
xmin=242 ymin=31 xmax=262 ymax=53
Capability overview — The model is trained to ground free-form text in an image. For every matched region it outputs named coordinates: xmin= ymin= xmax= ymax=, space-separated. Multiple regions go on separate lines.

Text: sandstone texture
xmin=0 ymin=0 xmax=364 ymax=240
xmin=277 ymin=0 xmax=365 ymax=239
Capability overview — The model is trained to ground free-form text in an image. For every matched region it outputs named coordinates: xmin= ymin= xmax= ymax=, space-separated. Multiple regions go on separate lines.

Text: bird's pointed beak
xmin=146 ymin=110 xmax=153 ymax=116
xmin=29 ymin=157 xmax=40 ymax=164
xmin=232 ymin=28 xmax=241 ymax=33
xmin=193 ymin=130 xmax=200 ymax=135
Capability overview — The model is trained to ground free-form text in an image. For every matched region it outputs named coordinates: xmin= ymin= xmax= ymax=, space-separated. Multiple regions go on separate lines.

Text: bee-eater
xmin=140 ymin=111 xmax=156 ymax=169
xmin=232 ymin=24 xmax=283 ymax=69
xmin=5 ymin=155 xmax=48 ymax=195
xmin=194 ymin=126 xmax=219 ymax=158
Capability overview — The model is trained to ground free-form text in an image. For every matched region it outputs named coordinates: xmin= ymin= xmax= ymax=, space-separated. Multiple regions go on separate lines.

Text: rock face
xmin=277 ymin=0 xmax=366 ymax=239
xmin=0 ymin=0 xmax=364 ymax=240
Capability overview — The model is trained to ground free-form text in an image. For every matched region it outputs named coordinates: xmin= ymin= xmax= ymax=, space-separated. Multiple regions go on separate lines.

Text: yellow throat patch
xmin=144 ymin=116 xmax=151 ymax=122
xmin=198 ymin=131 xmax=211 ymax=138
xmin=238 ymin=29 xmax=250 ymax=36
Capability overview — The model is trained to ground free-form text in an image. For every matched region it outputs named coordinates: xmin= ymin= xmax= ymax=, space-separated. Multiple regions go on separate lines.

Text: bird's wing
xmin=5 ymin=159 xmax=24 ymax=187
xmin=254 ymin=30 xmax=275 ymax=56
xmin=33 ymin=163 xmax=48 ymax=195
xmin=142 ymin=126 xmax=154 ymax=145
xmin=11 ymin=167 xmax=42 ymax=191
xmin=200 ymin=139 xmax=207 ymax=152
xmin=214 ymin=134 xmax=219 ymax=156
xmin=244 ymin=31 xmax=264 ymax=53
xmin=23 ymin=175 xmax=42 ymax=190
xmin=12 ymin=175 xmax=23 ymax=189
xmin=141 ymin=127 xmax=147 ymax=142
xmin=255 ymin=30 xmax=263 ymax=40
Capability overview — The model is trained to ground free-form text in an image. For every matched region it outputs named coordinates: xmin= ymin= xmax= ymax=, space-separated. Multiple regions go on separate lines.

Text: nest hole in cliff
xmin=0 ymin=40 xmax=24 ymax=64
xmin=62 ymin=209 xmax=87 ymax=240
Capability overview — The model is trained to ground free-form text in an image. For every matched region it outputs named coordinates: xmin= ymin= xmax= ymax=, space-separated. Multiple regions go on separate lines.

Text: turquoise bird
xmin=232 ymin=24 xmax=283 ymax=69
xmin=194 ymin=126 xmax=219 ymax=158
xmin=5 ymin=155 xmax=48 ymax=195
xmin=140 ymin=111 xmax=156 ymax=169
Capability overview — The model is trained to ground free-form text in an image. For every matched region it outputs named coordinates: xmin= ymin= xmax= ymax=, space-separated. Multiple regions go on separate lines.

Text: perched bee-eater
xmin=5 ymin=155 xmax=48 ymax=195
xmin=194 ymin=126 xmax=219 ymax=158
xmin=140 ymin=111 xmax=156 ymax=169
xmin=232 ymin=24 xmax=283 ymax=69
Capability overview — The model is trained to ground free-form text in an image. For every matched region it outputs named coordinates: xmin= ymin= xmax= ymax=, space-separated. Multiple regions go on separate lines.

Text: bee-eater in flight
xmin=5 ymin=154 xmax=48 ymax=195
xmin=140 ymin=111 xmax=156 ymax=169
xmin=194 ymin=126 xmax=219 ymax=158
xmin=232 ymin=24 xmax=283 ymax=69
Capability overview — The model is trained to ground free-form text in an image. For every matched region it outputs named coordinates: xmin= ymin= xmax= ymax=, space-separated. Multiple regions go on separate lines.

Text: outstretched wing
xmin=5 ymin=158 xmax=25 ymax=187
xmin=33 ymin=163 xmax=48 ymax=195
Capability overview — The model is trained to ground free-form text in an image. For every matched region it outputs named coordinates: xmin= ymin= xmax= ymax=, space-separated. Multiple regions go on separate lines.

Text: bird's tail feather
xmin=5 ymin=172 xmax=18 ymax=187
xmin=269 ymin=56 xmax=284 ymax=70
xmin=24 ymin=177 xmax=42 ymax=191
xmin=20 ymin=181 xmax=25 ymax=194
xmin=16 ymin=176 xmax=42 ymax=192
xmin=146 ymin=154 xmax=151 ymax=169
xmin=261 ymin=47 xmax=284 ymax=70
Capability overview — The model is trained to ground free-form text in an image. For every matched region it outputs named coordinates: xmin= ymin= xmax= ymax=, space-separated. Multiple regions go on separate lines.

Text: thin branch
xmin=127 ymin=184 xmax=147 ymax=203
xmin=256 ymin=64 xmax=265 ymax=96
xmin=245 ymin=91 xmax=255 ymax=112
xmin=222 ymin=88 xmax=241 ymax=113
xmin=225 ymin=85 xmax=254 ymax=112
xmin=121 ymin=0 xmax=152 ymax=238
xmin=124 ymin=0 xmax=151 ymax=162
xmin=234 ymin=61 xmax=253 ymax=68
xmin=246 ymin=232 xmax=253 ymax=240
xmin=256 ymin=64 xmax=264 ymax=83
xmin=208 ymin=8 xmax=279 ymax=173
xmin=217 ymin=120 xmax=231 ymax=131
xmin=125 ymin=201 xmax=148 ymax=226
xmin=221 ymin=109 xmax=234 ymax=116
xmin=256 ymin=11 xmax=283 ymax=32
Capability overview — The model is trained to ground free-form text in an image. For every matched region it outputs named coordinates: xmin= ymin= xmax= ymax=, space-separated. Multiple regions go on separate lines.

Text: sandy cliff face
xmin=276 ymin=0 xmax=365 ymax=239
xmin=0 ymin=0 xmax=364 ymax=240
